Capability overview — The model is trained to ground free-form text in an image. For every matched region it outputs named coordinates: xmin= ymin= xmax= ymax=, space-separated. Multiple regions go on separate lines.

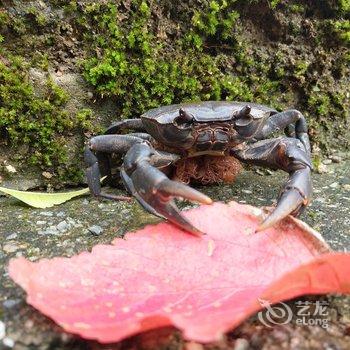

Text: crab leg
xmin=121 ymin=142 xmax=212 ymax=235
xmin=231 ymin=137 xmax=312 ymax=231
xmin=85 ymin=135 xmax=144 ymax=201
xmin=104 ymin=118 xmax=145 ymax=135
xmin=254 ymin=109 xmax=311 ymax=157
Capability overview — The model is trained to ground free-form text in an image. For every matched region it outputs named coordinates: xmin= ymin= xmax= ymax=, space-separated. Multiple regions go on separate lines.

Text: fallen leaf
xmin=0 ymin=186 xmax=89 ymax=208
xmin=8 ymin=202 xmax=350 ymax=343
xmin=0 ymin=177 xmax=107 ymax=208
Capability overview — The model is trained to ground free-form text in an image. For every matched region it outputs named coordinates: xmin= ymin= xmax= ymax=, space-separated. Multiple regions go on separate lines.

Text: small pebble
xmin=3 ymin=299 xmax=21 ymax=309
xmin=316 ymin=164 xmax=328 ymax=174
xmin=36 ymin=220 xmax=46 ymax=225
xmin=322 ymin=159 xmax=332 ymax=165
xmin=330 ymin=155 xmax=342 ymax=163
xmin=40 ymin=227 xmax=59 ymax=235
xmin=234 ymin=338 xmax=249 ymax=350
xmin=56 ymin=211 xmax=65 ymax=217
xmin=3 ymin=337 xmax=14 ymax=348
xmin=60 ymin=333 xmax=72 ymax=343
xmin=4 ymin=164 xmax=16 ymax=173
xmin=312 ymin=145 xmax=321 ymax=154
xmin=39 ymin=211 xmax=53 ymax=217
xmin=329 ymin=182 xmax=339 ymax=188
xmin=42 ymin=171 xmax=53 ymax=179
xmin=88 ymin=225 xmax=103 ymax=235
xmin=24 ymin=320 xmax=34 ymax=329
xmin=56 ymin=220 xmax=69 ymax=232
xmin=2 ymin=243 xmax=19 ymax=253
xmin=6 ymin=233 xmax=17 ymax=240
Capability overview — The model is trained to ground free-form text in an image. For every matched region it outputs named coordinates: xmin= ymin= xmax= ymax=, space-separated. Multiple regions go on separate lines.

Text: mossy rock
xmin=0 ymin=0 xmax=349 ymax=186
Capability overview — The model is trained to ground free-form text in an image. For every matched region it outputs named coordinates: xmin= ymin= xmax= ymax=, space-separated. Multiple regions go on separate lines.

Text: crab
xmin=85 ymin=101 xmax=312 ymax=235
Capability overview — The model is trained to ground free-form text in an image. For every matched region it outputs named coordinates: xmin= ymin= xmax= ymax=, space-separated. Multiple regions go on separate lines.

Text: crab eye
xmin=234 ymin=105 xmax=253 ymax=126
xmin=174 ymin=108 xmax=194 ymax=128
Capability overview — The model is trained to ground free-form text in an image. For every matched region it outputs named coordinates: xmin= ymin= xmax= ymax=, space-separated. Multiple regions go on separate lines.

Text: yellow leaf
xmin=0 ymin=186 xmax=89 ymax=208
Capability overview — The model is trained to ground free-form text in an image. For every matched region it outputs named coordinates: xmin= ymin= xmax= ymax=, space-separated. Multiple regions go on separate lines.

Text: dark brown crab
xmin=85 ymin=101 xmax=312 ymax=235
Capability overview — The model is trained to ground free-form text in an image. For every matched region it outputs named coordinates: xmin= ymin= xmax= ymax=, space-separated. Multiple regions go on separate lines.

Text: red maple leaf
xmin=9 ymin=202 xmax=350 ymax=343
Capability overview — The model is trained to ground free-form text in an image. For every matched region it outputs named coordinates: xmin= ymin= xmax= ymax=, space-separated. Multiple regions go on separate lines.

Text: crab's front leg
xmin=84 ymin=134 xmax=144 ymax=201
xmin=257 ymin=109 xmax=311 ymax=157
xmin=232 ymin=137 xmax=312 ymax=231
xmin=121 ymin=142 xmax=212 ymax=235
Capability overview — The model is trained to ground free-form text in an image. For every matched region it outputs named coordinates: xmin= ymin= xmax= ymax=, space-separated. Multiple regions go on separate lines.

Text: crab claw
xmin=149 ymin=179 xmax=212 ymax=236
xmin=256 ymin=168 xmax=312 ymax=232
xmin=121 ymin=143 xmax=212 ymax=236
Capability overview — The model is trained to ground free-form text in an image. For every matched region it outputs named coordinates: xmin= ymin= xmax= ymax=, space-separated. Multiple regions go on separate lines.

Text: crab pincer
xmin=252 ymin=141 xmax=312 ymax=232
xmin=256 ymin=168 xmax=312 ymax=232
xmin=121 ymin=142 xmax=212 ymax=235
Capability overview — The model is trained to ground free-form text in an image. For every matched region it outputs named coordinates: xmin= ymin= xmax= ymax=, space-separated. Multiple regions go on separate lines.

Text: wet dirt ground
xmin=0 ymin=159 xmax=349 ymax=349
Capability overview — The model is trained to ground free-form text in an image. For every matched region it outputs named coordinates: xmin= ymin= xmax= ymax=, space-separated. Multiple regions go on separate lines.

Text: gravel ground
xmin=0 ymin=158 xmax=349 ymax=350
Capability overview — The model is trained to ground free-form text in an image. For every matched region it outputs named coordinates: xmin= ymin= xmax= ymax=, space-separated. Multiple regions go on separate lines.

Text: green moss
xmin=269 ymin=0 xmax=282 ymax=9
xmin=0 ymin=55 xmax=65 ymax=166
xmin=0 ymin=51 xmax=94 ymax=180
xmin=288 ymin=4 xmax=305 ymax=13
xmin=31 ymin=52 xmax=49 ymax=71
xmin=312 ymin=155 xmax=322 ymax=170
xmin=191 ymin=0 xmax=240 ymax=41
xmin=332 ymin=20 xmax=350 ymax=44
xmin=309 ymin=91 xmax=331 ymax=117
xmin=81 ymin=0 xmax=283 ymax=119
xmin=336 ymin=0 xmax=350 ymax=14
xmin=76 ymin=108 xmax=102 ymax=134
xmin=293 ymin=60 xmax=310 ymax=78
xmin=318 ymin=0 xmax=349 ymax=45
xmin=0 ymin=10 xmax=9 ymax=26
xmin=27 ymin=6 xmax=48 ymax=26
xmin=307 ymin=85 xmax=348 ymax=151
